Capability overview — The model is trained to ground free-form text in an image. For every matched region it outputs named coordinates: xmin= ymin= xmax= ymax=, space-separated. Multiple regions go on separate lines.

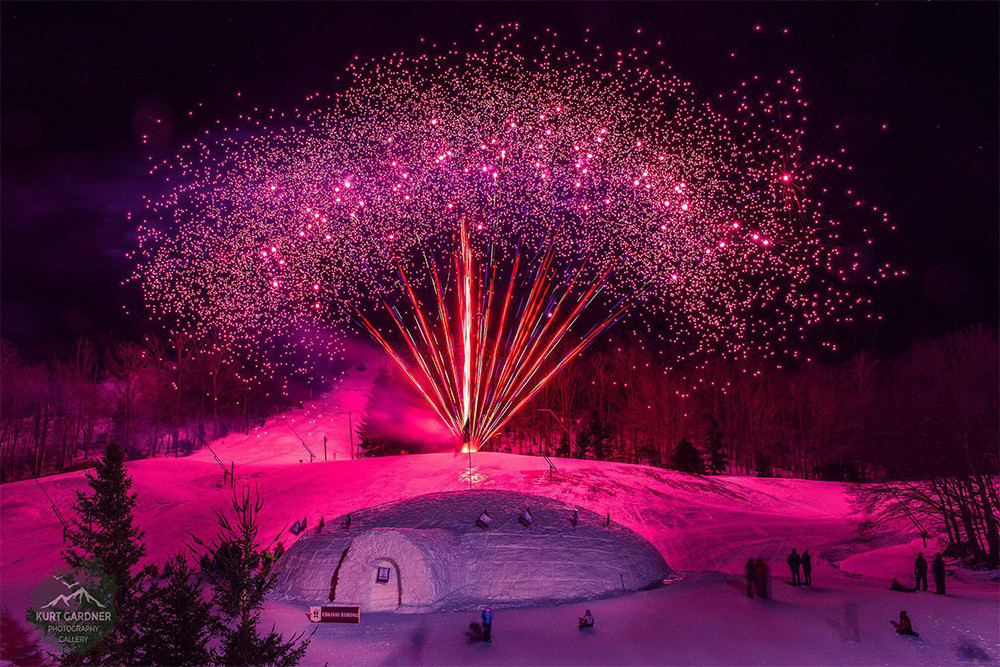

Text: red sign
xmin=309 ymin=605 xmax=361 ymax=623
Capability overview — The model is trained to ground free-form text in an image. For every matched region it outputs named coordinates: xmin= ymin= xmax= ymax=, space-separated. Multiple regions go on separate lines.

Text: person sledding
xmin=890 ymin=610 xmax=919 ymax=637
xmin=578 ymin=609 xmax=595 ymax=629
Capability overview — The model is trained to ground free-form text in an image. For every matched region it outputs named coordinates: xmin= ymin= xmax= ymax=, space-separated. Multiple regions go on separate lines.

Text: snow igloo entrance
xmin=330 ymin=528 xmax=440 ymax=612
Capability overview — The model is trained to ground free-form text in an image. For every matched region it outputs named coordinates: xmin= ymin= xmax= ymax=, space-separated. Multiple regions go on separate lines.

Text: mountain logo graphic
xmin=30 ymin=562 xmax=116 ymax=652
xmin=41 ymin=584 xmax=108 ymax=610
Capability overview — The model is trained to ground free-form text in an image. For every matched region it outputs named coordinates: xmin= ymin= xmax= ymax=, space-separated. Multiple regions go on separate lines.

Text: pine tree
xmin=1 ymin=609 xmax=49 ymax=667
xmin=670 ymin=438 xmax=705 ymax=474
xmin=191 ymin=485 xmax=310 ymax=666
xmin=355 ymin=368 xmax=395 ymax=457
xmin=576 ymin=425 xmax=594 ymax=460
xmin=142 ymin=552 xmax=215 ymax=666
xmin=62 ymin=440 xmax=153 ymax=665
xmin=702 ymin=417 xmax=729 ymax=474
xmin=577 ymin=409 xmax=612 ymax=461
xmin=556 ymin=431 xmax=571 ymax=458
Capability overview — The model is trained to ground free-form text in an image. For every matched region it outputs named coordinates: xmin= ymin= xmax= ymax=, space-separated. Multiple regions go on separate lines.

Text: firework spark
xmin=132 ymin=23 xmax=897 ymax=433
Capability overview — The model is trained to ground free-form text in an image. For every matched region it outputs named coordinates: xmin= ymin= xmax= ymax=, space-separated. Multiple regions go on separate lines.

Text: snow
xmin=188 ymin=366 xmax=377 ymax=467
xmin=1 ymin=369 xmax=997 ymax=665
xmin=272 ymin=491 xmax=671 ymax=611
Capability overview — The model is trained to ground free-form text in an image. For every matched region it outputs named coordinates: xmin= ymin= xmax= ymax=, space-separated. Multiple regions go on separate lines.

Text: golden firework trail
xmin=356 ymin=217 xmax=628 ymax=451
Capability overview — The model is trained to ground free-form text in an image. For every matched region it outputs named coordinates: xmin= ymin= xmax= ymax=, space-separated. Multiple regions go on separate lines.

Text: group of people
xmin=744 ymin=557 xmax=772 ymax=599
xmin=744 ymin=548 xmax=813 ymax=599
xmin=477 ymin=551 xmax=948 ymax=645
xmin=914 ymin=552 xmax=947 ymax=595
xmin=787 ymin=548 xmax=813 ymax=586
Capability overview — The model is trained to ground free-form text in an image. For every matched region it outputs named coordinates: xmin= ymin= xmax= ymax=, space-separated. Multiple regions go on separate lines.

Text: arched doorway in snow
xmin=330 ymin=528 xmax=441 ymax=611
xmin=366 ymin=558 xmax=401 ymax=611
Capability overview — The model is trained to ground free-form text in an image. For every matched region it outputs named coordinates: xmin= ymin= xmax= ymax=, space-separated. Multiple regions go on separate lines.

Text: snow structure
xmin=272 ymin=490 xmax=671 ymax=612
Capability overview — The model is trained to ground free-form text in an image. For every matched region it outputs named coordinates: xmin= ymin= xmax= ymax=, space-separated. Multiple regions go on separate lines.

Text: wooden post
xmin=230 ymin=461 xmax=235 ymax=488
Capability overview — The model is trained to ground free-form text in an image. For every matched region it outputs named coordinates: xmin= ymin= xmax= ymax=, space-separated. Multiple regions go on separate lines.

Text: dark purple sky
xmin=2 ymin=2 xmax=997 ymax=353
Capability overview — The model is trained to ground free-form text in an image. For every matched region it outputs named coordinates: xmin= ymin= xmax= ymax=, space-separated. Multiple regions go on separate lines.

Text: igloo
xmin=270 ymin=490 xmax=671 ymax=613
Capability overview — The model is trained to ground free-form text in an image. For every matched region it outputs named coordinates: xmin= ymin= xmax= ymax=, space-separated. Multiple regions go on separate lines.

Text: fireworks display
xmin=133 ymin=23 xmax=898 ymax=444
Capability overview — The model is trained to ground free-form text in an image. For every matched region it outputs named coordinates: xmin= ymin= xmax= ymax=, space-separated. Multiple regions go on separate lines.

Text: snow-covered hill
xmin=1 ymin=374 xmax=997 ymax=665
xmin=188 ymin=366 xmax=378 ymax=467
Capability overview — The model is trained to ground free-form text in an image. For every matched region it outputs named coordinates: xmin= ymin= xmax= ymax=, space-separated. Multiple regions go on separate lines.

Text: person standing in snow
xmin=745 ymin=558 xmax=757 ymax=598
xmin=754 ymin=557 xmax=770 ymax=599
xmin=787 ymin=548 xmax=802 ymax=586
xmin=801 ymin=549 xmax=812 ymax=586
xmin=482 ymin=606 xmax=493 ymax=642
xmin=932 ymin=554 xmax=946 ymax=595
xmin=914 ymin=552 xmax=928 ymax=591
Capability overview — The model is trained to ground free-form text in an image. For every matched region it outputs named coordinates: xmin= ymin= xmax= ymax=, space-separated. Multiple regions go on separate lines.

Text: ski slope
xmin=1 ymin=370 xmax=997 ymax=665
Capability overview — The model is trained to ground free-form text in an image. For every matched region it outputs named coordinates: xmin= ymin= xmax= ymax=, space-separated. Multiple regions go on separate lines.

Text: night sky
xmin=2 ymin=3 xmax=997 ymax=355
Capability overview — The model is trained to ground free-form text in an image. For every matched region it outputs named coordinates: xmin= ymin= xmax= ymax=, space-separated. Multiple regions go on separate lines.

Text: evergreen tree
xmin=670 ymin=438 xmax=705 ymax=474
xmin=355 ymin=368 xmax=407 ymax=457
xmin=576 ymin=409 xmax=612 ymax=461
xmin=62 ymin=441 xmax=153 ymax=665
xmin=142 ymin=552 xmax=215 ymax=666
xmin=556 ymin=431 xmax=572 ymax=458
xmin=576 ymin=425 xmax=594 ymax=460
xmin=1 ymin=609 xmax=49 ymax=667
xmin=191 ymin=486 xmax=310 ymax=666
xmin=702 ymin=417 xmax=729 ymax=474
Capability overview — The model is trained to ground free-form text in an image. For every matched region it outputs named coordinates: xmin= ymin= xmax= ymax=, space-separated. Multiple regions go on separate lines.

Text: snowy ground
xmin=1 ymin=369 xmax=997 ymax=665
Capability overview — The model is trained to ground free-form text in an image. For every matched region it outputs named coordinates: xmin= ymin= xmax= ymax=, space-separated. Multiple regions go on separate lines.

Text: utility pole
xmin=463 ymin=428 xmax=473 ymax=491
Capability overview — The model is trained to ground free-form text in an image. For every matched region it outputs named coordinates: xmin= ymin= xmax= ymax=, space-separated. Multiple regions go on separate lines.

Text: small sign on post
xmin=309 ymin=605 xmax=361 ymax=624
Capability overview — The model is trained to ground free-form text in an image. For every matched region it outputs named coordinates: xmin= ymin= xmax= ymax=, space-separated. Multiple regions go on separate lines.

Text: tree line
xmin=0 ymin=334 xmax=307 ymax=483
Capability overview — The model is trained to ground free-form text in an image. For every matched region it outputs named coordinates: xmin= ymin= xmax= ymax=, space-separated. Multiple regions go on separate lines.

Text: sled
xmin=890 ymin=621 xmax=919 ymax=638
xmin=578 ymin=619 xmax=595 ymax=631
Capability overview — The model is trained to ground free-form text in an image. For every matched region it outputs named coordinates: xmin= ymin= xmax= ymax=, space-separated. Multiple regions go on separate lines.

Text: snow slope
xmin=1 ymin=372 xmax=997 ymax=665
xmin=188 ymin=366 xmax=377 ymax=467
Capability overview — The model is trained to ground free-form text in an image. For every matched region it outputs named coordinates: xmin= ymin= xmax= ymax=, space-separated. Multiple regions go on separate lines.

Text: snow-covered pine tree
xmin=142 ymin=552 xmax=215 ymax=666
xmin=355 ymin=367 xmax=394 ymax=457
xmin=62 ymin=440 xmax=154 ymax=666
xmin=190 ymin=485 xmax=310 ymax=667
